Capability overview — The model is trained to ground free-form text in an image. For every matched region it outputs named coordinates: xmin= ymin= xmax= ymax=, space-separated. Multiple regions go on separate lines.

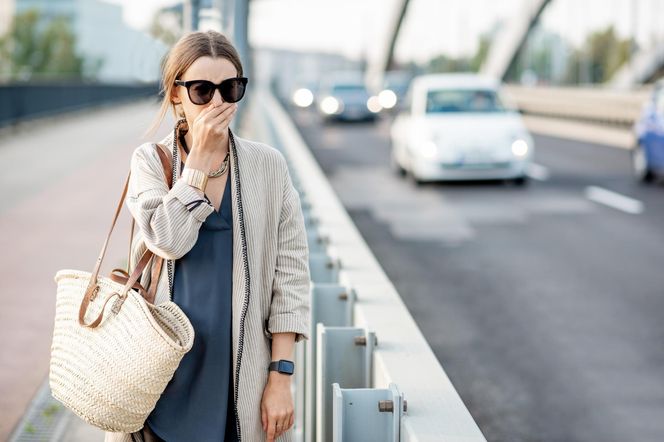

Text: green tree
xmin=587 ymin=25 xmax=632 ymax=82
xmin=148 ymin=14 xmax=180 ymax=47
xmin=424 ymin=32 xmax=490 ymax=75
xmin=427 ymin=53 xmax=471 ymax=73
xmin=469 ymin=34 xmax=491 ymax=72
xmin=565 ymin=25 xmax=632 ymax=84
xmin=0 ymin=8 xmax=86 ymax=82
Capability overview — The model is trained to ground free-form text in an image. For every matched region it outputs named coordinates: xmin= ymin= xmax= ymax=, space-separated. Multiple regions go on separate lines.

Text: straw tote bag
xmin=50 ymin=143 xmax=195 ymax=433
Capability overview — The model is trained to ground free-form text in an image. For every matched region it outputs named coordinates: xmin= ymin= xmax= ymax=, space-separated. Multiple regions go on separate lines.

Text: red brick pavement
xmin=0 ymin=101 xmax=169 ymax=440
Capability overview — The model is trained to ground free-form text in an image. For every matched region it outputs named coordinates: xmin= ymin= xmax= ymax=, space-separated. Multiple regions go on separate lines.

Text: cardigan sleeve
xmin=266 ymin=156 xmax=311 ymax=343
xmin=125 ymin=143 xmax=215 ymax=260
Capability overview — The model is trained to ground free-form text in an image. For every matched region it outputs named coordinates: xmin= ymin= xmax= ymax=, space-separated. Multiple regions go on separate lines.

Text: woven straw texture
xmin=50 ymin=269 xmax=195 ymax=433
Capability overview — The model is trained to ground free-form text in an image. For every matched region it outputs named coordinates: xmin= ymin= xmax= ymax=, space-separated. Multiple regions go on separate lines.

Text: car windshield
xmin=425 ymin=89 xmax=507 ymax=113
xmin=332 ymin=84 xmax=366 ymax=94
xmin=386 ymin=82 xmax=409 ymax=95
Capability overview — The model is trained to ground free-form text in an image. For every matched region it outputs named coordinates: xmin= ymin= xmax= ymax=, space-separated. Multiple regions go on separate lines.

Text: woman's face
xmin=172 ymin=56 xmax=238 ymax=124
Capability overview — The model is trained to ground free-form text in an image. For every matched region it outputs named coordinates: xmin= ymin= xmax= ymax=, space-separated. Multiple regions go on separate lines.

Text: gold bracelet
xmin=181 ymin=167 xmax=208 ymax=191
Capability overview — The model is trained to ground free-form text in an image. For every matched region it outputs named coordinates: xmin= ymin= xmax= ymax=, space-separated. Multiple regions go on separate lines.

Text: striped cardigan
xmin=104 ymin=120 xmax=311 ymax=442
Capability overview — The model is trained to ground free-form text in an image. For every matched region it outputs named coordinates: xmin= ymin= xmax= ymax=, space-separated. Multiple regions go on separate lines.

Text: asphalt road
xmin=289 ymin=106 xmax=664 ymax=442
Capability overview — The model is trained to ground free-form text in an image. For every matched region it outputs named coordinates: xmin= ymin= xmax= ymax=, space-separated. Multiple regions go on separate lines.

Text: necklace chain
xmin=208 ymin=151 xmax=230 ymax=177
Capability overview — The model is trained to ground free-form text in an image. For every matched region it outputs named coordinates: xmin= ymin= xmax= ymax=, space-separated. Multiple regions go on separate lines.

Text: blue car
xmin=317 ymin=72 xmax=379 ymax=123
xmin=633 ymin=79 xmax=664 ymax=183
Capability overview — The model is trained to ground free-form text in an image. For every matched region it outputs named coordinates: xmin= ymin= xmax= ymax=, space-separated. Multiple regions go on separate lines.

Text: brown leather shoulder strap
xmin=146 ymin=143 xmax=172 ymax=303
xmin=82 ymin=142 xmax=176 ymax=327
xmin=154 ymin=143 xmax=173 ymax=187
xmin=127 ymin=143 xmax=172 ymax=271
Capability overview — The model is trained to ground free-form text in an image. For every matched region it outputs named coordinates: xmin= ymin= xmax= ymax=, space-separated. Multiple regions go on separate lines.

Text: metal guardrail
xmin=0 ymin=82 xmax=160 ymax=128
xmin=503 ymin=84 xmax=653 ymax=128
xmin=251 ymin=85 xmax=486 ymax=441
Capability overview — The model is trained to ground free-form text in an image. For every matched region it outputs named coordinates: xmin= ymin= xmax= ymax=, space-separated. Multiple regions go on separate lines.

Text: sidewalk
xmin=6 ymin=96 xmax=261 ymax=441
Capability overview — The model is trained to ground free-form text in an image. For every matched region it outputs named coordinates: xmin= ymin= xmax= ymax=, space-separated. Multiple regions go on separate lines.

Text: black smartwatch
xmin=268 ymin=359 xmax=294 ymax=375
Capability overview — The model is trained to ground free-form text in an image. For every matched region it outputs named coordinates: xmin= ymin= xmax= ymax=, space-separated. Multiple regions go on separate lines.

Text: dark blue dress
xmin=146 ymin=174 xmax=238 ymax=442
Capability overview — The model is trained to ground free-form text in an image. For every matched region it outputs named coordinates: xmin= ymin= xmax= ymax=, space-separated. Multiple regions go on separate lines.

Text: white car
xmin=390 ymin=73 xmax=533 ymax=185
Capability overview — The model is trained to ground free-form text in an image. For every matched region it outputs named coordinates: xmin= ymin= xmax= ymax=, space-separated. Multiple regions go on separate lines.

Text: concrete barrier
xmin=503 ymin=84 xmax=652 ymax=128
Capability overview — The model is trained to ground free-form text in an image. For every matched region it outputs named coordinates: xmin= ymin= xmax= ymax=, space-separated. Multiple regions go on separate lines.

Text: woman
xmin=104 ymin=30 xmax=310 ymax=442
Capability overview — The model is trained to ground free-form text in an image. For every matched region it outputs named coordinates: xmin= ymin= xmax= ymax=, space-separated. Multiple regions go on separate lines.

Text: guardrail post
xmin=293 ymin=326 xmax=307 ymax=440
xmin=332 ymin=382 xmax=406 ymax=442
xmin=303 ymin=285 xmax=356 ymax=442
xmin=303 ymin=210 xmax=319 ymax=229
xmin=316 ymin=325 xmax=376 ymax=442
xmin=290 ymin=172 xmax=311 ymax=441
xmin=309 ymin=253 xmax=341 ymax=284
xmin=308 ymin=230 xmax=330 ymax=254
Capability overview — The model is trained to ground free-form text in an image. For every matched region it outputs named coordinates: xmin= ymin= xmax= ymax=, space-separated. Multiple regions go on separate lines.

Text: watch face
xmin=278 ymin=360 xmax=294 ymax=374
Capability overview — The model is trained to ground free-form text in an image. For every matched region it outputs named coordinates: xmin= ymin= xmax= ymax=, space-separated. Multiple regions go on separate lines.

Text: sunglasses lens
xmin=221 ymin=78 xmax=246 ymax=103
xmin=190 ymin=81 xmax=214 ymax=104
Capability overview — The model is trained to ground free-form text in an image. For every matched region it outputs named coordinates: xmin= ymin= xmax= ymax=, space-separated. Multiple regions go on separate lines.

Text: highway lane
xmin=289 ymin=107 xmax=664 ymax=442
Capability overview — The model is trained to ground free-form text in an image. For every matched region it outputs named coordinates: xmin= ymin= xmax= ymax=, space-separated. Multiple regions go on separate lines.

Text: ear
xmin=170 ymin=84 xmax=181 ymax=105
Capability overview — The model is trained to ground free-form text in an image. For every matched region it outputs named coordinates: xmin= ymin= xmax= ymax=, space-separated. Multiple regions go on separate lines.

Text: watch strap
xmin=268 ymin=359 xmax=294 ymax=374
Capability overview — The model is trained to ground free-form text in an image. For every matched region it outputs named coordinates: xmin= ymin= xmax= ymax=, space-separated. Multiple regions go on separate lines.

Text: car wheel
xmin=390 ymin=149 xmax=407 ymax=177
xmin=513 ymin=175 xmax=529 ymax=186
xmin=403 ymin=151 xmax=425 ymax=186
xmin=407 ymin=168 xmax=425 ymax=186
xmin=632 ymin=143 xmax=655 ymax=183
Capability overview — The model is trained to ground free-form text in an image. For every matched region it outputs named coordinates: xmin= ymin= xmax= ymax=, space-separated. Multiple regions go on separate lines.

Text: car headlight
xmin=320 ymin=96 xmax=341 ymax=114
xmin=367 ymin=95 xmax=382 ymax=113
xmin=418 ymin=140 xmax=438 ymax=159
xmin=511 ymin=139 xmax=529 ymax=157
xmin=378 ymin=89 xmax=398 ymax=109
xmin=292 ymin=88 xmax=314 ymax=107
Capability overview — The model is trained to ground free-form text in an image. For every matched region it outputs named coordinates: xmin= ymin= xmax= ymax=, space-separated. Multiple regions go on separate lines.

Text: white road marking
xmin=585 ymin=186 xmax=644 ymax=214
xmin=527 ymin=163 xmax=550 ymax=181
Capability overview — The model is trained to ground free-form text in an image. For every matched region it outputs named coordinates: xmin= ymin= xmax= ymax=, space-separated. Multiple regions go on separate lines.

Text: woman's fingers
xmin=211 ymin=103 xmax=237 ymax=123
xmin=266 ymin=416 xmax=277 ymax=441
xmin=207 ymin=101 xmax=233 ymax=119
xmin=193 ymin=101 xmax=229 ymax=128
xmin=275 ymin=419 xmax=282 ymax=438
xmin=274 ymin=412 xmax=291 ymax=438
xmin=265 ymin=411 xmax=292 ymax=440
xmin=193 ymin=101 xmax=220 ymax=125
xmin=209 ymin=104 xmax=237 ymax=131
xmin=197 ymin=102 xmax=234 ymax=125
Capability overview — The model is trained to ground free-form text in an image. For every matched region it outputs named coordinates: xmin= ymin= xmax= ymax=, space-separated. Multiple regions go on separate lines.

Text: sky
xmin=104 ymin=0 xmax=664 ymax=64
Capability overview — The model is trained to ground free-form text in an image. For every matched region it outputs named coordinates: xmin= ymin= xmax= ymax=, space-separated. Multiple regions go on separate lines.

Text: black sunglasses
xmin=174 ymin=77 xmax=248 ymax=105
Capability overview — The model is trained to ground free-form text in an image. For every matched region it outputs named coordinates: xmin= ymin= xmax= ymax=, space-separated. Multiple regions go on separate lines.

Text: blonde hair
xmin=142 ymin=30 xmax=244 ymax=139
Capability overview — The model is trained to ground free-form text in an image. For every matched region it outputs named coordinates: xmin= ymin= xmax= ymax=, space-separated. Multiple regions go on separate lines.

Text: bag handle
xmin=126 ymin=143 xmax=174 ymax=270
xmin=118 ymin=143 xmax=174 ymax=304
xmin=78 ymin=143 xmax=174 ymax=328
